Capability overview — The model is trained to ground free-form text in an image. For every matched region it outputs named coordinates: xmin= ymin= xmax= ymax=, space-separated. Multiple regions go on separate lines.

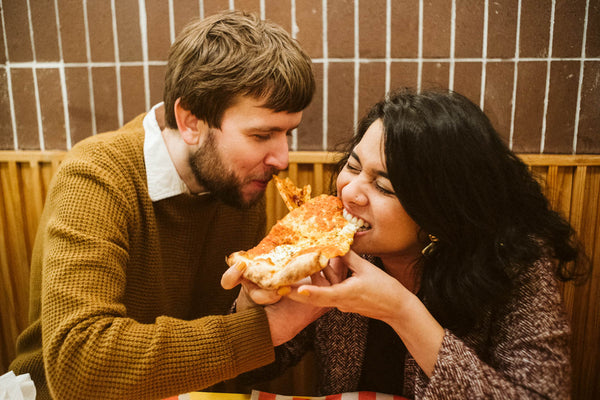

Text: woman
xmin=229 ymin=88 xmax=586 ymax=399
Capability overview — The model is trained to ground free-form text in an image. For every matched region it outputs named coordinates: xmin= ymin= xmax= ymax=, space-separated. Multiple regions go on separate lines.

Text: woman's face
xmin=337 ymin=119 xmax=423 ymax=264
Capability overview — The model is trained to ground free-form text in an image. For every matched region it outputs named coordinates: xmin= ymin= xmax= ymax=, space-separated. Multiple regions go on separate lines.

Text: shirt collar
xmin=143 ymin=103 xmax=189 ymax=202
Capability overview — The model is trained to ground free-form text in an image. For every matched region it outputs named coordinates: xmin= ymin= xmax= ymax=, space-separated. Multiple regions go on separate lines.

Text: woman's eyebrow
xmin=350 ymin=151 xmax=389 ymax=178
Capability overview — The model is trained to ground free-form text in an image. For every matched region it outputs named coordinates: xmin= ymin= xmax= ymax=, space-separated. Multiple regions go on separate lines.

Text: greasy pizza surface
xmin=227 ymin=194 xmax=359 ymax=289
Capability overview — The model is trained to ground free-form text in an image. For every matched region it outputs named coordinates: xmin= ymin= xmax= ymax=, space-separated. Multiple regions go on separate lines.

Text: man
xmin=9 ymin=11 xmax=321 ymax=400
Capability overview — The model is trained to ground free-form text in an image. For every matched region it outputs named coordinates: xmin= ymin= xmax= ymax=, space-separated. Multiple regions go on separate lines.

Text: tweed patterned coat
xmin=242 ymin=257 xmax=571 ymax=399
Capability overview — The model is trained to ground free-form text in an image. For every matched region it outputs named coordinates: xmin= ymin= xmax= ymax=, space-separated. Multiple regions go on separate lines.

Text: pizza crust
xmin=229 ymin=251 xmax=328 ymax=289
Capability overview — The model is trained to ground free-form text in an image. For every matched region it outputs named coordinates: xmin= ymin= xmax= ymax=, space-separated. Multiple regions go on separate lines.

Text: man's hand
xmin=263 ymin=291 xmax=327 ymax=346
xmin=221 ymin=260 xmax=348 ymax=345
xmin=221 ymin=262 xmax=283 ymax=307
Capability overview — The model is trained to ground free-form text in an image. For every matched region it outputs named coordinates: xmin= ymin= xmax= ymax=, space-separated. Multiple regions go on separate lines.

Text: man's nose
xmin=264 ymin=135 xmax=289 ymax=171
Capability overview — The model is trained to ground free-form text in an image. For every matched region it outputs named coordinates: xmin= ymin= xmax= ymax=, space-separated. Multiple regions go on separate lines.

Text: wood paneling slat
xmin=313 ymin=163 xmax=324 ymax=195
xmin=1 ymin=151 xmax=599 ymax=400
xmin=0 ymin=161 xmax=30 ymax=373
xmin=577 ymin=169 xmax=600 ymax=399
xmin=566 ymin=166 xmax=590 ymax=396
xmin=0 ymin=167 xmax=18 ymax=373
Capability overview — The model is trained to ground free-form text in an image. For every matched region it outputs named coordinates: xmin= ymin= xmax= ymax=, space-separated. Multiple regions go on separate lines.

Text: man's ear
xmin=173 ymin=98 xmax=208 ymax=145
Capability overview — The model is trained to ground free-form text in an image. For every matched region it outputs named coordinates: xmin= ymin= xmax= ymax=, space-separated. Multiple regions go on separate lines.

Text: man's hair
xmin=163 ymin=10 xmax=315 ymax=129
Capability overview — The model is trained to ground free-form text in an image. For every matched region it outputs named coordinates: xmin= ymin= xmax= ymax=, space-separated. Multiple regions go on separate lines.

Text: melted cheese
xmin=254 ymin=244 xmax=302 ymax=265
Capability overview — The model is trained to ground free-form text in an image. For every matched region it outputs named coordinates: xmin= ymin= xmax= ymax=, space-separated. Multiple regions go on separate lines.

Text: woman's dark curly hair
xmin=334 ymin=88 xmax=587 ymax=335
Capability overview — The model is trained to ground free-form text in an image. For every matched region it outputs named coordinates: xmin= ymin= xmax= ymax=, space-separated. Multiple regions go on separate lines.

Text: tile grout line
xmin=322 ymin=0 xmax=328 ymax=149
xmin=290 ymin=0 xmax=298 ymax=151
xmin=417 ymin=0 xmax=423 ymax=92
xmin=573 ymin=0 xmax=590 ymax=155
xmin=111 ymin=0 xmax=124 ymax=128
xmin=138 ymin=0 xmax=150 ymax=111
xmin=449 ymin=0 xmax=456 ymax=91
xmin=479 ymin=0 xmax=489 ymax=110
xmin=5 ymin=56 xmax=599 ymax=70
xmin=169 ymin=0 xmax=175 ymax=44
xmin=0 ymin=0 xmax=19 ymax=150
xmin=82 ymin=0 xmax=97 ymax=136
xmin=385 ymin=0 xmax=391 ymax=94
xmin=509 ymin=0 xmax=522 ymax=150
xmin=54 ymin=0 xmax=72 ymax=149
xmin=540 ymin=0 xmax=556 ymax=153
xmin=353 ymin=0 xmax=359 ymax=133
xmin=26 ymin=0 xmax=45 ymax=150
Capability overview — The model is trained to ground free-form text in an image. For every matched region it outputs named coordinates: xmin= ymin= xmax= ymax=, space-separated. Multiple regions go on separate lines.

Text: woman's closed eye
xmin=375 ymin=181 xmax=395 ymax=195
xmin=345 ymin=160 xmax=361 ymax=173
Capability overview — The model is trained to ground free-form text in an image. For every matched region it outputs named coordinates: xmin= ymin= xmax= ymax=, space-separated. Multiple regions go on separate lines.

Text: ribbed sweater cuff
xmin=223 ymin=306 xmax=275 ymax=373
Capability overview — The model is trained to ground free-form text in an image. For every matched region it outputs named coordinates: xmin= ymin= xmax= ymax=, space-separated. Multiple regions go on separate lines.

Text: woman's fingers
xmin=288 ymin=277 xmax=353 ymax=307
xmin=339 ymin=250 xmax=370 ymax=274
xmin=322 ymin=257 xmax=349 ymax=284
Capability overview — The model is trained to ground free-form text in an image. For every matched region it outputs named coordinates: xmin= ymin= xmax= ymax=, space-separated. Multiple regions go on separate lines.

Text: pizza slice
xmin=273 ymin=175 xmax=311 ymax=211
xmin=226 ymin=181 xmax=366 ymax=289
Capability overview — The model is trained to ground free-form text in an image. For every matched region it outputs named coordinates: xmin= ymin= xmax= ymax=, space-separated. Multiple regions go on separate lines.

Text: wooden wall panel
xmin=1 ymin=151 xmax=599 ymax=399
xmin=0 ymin=151 xmax=65 ymax=375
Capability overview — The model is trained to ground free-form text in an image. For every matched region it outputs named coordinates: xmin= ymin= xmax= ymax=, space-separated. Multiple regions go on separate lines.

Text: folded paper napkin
xmin=0 ymin=371 xmax=36 ymax=400
xmin=250 ymin=390 xmax=408 ymax=400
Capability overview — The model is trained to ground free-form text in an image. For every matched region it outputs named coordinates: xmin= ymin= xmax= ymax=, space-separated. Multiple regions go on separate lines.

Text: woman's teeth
xmin=343 ymin=209 xmax=371 ymax=231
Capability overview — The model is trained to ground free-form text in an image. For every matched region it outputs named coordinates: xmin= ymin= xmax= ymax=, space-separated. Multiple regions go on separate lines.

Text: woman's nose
xmin=342 ymin=181 xmax=368 ymax=206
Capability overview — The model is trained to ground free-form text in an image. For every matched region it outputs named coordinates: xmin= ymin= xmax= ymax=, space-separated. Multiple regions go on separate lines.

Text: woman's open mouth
xmin=343 ymin=209 xmax=371 ymax=232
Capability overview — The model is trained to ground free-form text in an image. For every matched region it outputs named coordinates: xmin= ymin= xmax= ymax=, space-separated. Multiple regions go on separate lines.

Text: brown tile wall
xmin=1 ymin=0 xmax=598 ymax=153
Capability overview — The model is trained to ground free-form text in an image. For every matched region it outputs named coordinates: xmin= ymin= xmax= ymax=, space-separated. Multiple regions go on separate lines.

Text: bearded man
xmin=9 ymin=10 xmax=323 ymax=400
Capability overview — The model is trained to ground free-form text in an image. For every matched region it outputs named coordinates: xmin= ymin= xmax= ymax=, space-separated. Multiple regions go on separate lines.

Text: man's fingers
xmin=221 ymin=262 xmax=245 ymax=289
xmin=242 ymin=281 xmax=282 ymax=305
xmin=248 ymin=289 xmax=282 ymax=304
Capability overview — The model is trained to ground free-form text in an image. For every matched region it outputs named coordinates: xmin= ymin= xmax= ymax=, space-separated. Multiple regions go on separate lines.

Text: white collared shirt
xmin=143 ymin=103 xmax=189 ymax=202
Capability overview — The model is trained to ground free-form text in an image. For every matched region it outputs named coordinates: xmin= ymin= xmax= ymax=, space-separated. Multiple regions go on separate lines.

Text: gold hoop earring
xmin=421 ymin=234 xmax=439 ymax=256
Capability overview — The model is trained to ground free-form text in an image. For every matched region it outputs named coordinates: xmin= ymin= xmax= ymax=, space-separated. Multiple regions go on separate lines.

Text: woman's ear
xmin=173 ymin=98 xmax=208 ymax=145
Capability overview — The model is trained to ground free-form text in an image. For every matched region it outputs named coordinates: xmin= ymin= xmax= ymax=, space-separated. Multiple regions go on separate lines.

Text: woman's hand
xmin=287 ymin=250 xmax=411 ymax=322
xmin=288 ymin=250 xmax=445 ymax=377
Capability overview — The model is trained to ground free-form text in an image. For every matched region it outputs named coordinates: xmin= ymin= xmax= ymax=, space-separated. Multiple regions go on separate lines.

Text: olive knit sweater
xmin=9 ymin=114 xmax=274 ymax=399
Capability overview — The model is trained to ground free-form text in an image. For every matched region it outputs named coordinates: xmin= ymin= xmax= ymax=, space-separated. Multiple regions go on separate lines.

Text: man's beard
xmin=189 ymin=129 xmax=277 ymax=209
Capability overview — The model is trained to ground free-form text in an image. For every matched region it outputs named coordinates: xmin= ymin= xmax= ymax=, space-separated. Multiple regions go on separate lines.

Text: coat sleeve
xmin=415 ymin=259 xmax=571 ymax=399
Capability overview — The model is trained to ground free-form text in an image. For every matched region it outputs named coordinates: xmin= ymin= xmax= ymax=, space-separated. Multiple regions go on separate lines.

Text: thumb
xmin=221 ymin=262 xmax=245 ymax=289
xmin=340 ymin=250 xmax=370 ymax=274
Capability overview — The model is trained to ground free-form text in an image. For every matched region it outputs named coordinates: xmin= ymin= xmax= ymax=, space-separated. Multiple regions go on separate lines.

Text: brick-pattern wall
xmin=1 ymin=0 xmax=599 ymax=153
